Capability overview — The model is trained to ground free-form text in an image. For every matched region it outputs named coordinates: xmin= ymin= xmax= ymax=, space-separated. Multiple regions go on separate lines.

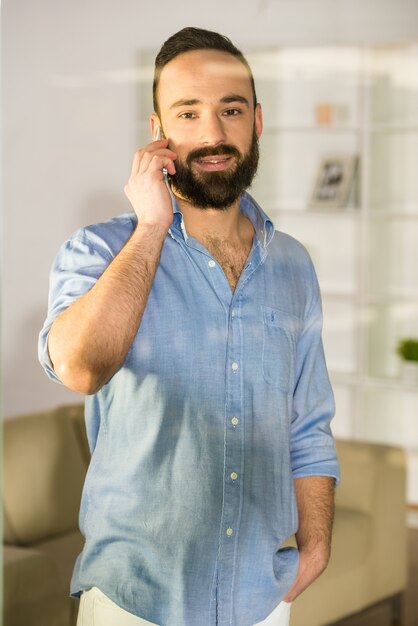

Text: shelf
xmin=262 ymin=124 xmax=362 ymax=134
xmin=367 ymin=210 xmax=418 ymax=219
xmin=270 ymin=207 xmax=418 ymax=218
xmin=329 ymin=371 xmax=418 ymax=394
xmin=271 ymin=207 xmax=418 ymax=218
xmin=261 ymin=123 xmax=418 ymax=134
xmin=364 ymin=376 xmax=418 ymax=393
xmin=321 ymin=290 xmax=360 ymax=300
xmin=365 ymin=295 xmax=418 ymax=304
xmin=269 ymin=206 xmax=362 ymax=216
xmin=369 ymin=123 xmax=418 ymax=134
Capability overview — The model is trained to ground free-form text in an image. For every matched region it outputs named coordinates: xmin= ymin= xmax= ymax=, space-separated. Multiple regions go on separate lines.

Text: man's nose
xmin=199 ymin=114 xmax=227 ymax=146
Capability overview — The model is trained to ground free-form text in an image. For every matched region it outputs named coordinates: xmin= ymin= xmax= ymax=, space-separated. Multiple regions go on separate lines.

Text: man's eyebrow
xmin=170 ymin=98 xmax=200 ymax=109
xmin=169 ymin=94 xmax=250 ymax=109
xmin=220 ymin=95 xmax=250 ymax=106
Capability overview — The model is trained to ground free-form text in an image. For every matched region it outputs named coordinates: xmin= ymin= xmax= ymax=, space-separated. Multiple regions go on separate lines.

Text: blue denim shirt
xmin=39 ymin=191 xmax=340 ymax=626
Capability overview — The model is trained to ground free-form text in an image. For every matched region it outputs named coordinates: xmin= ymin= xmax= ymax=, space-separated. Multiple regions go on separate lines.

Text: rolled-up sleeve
xmin=290 ymin=264 xmax=340 ymax=485
xmin=38 ymin=230 xmax=114 ymax=383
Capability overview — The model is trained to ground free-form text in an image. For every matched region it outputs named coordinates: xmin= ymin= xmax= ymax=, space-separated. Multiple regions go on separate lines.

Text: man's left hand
xmin=283 ymin=475 xmax=335 ymax=602
xmin=282 ymin=546 xmax=330 ymax=602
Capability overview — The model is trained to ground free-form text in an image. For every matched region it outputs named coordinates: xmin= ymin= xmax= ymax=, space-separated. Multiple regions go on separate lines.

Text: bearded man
xmin=39 ymin=27 xmax=340 ymax=626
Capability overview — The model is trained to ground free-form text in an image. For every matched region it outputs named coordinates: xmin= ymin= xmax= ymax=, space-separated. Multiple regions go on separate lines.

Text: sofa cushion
xmin=3 ymin=545 xmax=71 ymax=626
xmin=36 ymin=529 xmax=85 ymax=589
xmin=3 ymin=407 xmax=87 ymax=545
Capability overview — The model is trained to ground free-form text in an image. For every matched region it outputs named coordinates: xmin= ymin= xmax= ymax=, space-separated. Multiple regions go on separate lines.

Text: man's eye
xmin=179 ymin=112 xmax=196 ymax=119
xmin=224 ymin=108 xmax=241 ymax=116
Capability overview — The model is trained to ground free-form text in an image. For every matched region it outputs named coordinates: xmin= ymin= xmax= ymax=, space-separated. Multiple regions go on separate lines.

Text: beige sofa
xmin=3 ymin=405 xmax=88 ymax=626
xmin=3 ymin=404 xmax=408 ymax=626
xmin=289 ymin=438 xmax=408 ymax=626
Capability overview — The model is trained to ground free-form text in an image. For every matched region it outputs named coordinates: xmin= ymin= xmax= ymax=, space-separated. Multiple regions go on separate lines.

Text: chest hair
xmin=203 ymin=234 xmax=253 ymax=292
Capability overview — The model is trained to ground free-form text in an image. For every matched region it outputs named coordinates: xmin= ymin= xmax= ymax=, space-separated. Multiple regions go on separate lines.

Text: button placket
xmin=217 ymin=296 xmax=245 ymax=623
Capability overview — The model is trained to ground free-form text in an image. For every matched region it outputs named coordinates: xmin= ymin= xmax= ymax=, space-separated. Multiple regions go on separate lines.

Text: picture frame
xmin=309 ymin=154 xmax=359 ymax=209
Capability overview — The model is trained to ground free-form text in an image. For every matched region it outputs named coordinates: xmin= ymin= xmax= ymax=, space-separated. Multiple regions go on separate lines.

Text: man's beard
xmin=168 ymin=129 xmax=259 ymax=210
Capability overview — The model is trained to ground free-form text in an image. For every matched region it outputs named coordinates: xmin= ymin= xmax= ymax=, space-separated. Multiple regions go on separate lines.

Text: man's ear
xmin=150 ymin=114 xmax=162 ymax=140
xmin=254 ymin=103 xmax=263 ymax=139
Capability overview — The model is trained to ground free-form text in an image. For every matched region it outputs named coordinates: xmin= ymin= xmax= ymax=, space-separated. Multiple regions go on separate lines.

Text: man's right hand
xmin=124 ymin=139 xmax=177 ymax=231
xmin=49 ymin=140 xmax=177 ymax=395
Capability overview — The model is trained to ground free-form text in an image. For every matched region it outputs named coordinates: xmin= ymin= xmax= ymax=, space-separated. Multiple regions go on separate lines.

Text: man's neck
xmin=173 ymin=193 xmax=252 ymax=244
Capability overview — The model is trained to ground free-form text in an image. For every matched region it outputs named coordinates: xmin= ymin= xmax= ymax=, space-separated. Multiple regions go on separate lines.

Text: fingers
xmin=130 ymin=150 xmax=141 ymax=177
xmin=130 ymin=140 xmax=176 ymax=177
xmin=124 ymin=141 xmax=178 ymax=228
xmin=138 ymin=150 xmax=177 ymax=177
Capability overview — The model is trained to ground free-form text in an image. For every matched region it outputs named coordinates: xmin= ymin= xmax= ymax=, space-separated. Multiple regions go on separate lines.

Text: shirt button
xmin=208 ymin=260 xmax=216 ymax=268
xmin=231 ymin=472 xmax=238 ymax=481
xmin=231 ymin=417 xmax=239 ymax=426
xmin=226 ymin=527 xmax=234 ymax=537
xmin=231 ymin=309 xmax=235 ymax=318
xmin=231 ymin=362 xmax=239 ymax=371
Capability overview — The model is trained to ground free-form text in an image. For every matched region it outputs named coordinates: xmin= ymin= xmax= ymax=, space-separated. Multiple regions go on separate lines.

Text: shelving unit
xmin=137 ymin=44 xmax=418 ymax=503
xmin=247 ymin=45 xmax=418 ymax=503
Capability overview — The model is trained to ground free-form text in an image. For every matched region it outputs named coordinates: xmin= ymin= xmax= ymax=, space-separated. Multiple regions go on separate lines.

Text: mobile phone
xmin=155 ymin=126 xmax=168 ymax=178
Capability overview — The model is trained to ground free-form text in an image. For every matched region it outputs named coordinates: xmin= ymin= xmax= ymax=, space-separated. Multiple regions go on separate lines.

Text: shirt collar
xmin=168 ymin=189 xmax=275 ymax=249
xmin=239 ymin=191 xmax=275 ymax=249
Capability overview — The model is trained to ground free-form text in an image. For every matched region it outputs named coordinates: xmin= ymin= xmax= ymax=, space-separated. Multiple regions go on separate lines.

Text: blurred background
xmin=2 ymin=2 xmax=418 ymax=624
xmin=4 ymin=0 xmax=418 ymax=505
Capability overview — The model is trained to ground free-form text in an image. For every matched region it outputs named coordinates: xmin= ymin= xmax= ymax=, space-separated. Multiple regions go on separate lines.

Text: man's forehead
xmin=157 ymin=49 xmax=252 ymax=102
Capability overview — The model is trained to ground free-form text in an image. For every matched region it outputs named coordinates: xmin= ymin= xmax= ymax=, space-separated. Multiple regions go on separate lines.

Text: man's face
xmin=151 ymin=49 xmax=263 ymax=209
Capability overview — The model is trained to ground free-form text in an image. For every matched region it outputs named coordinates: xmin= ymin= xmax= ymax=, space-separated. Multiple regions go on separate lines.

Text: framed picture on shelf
xmin=309 ymin=154 xmax=359 ymax=209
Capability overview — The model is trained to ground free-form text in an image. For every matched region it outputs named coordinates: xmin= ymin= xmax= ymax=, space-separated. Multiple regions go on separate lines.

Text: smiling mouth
xmin=198 ymin=156 xmax=230 ymax=163
xmin=194 ymin=156 xmax=233 ymax=170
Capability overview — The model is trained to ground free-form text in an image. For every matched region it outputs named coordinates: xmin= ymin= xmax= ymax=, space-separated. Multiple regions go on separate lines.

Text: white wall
xmin=3 ymin=0 xmax=418 ymax=416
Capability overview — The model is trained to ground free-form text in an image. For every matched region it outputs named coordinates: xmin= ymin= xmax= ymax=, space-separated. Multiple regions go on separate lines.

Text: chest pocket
xmin=262 ymin=305 xmax=300 ymax=394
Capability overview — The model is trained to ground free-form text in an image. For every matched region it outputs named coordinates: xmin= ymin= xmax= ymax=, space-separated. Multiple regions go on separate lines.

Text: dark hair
xmin=153 ymin=27 xmax=257 ymax=116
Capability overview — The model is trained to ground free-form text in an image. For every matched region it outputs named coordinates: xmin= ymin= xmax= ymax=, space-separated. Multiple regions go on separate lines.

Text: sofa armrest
xmin=336 ymin=439 xmax=383 ymax=515
xmin=3 ymin=406 xmax=87 ymax=545
xmin=335 ymin=439 xmax=408 ymax=597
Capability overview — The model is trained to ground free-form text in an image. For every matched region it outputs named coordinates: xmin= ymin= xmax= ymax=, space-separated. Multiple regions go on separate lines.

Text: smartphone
xmin=155 ymin=126 xmax=168 ymax=178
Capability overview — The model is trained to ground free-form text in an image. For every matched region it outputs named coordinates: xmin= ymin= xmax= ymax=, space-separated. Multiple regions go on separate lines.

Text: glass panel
xmin=367 ymin=45 xmax=418 ymax=126
xmin=359 ymin=387 xmax=418 ymax=450
xmin=137 ymin=50 xmax=155 ymax=118
xmin=367 ymin=302 xmax=418 ymax=379
xmin=252 ymin=130 xmax=360 ymax=210
xmin=137 ymin=49 xmax=156 ymax=146
xmin=331 ymin=384 xmax=356 ymax=439
xmin=248 ymin=47 xmax=362 ymax=127
xmin=322 ymin=299 xmax=358 ymax=374
xmin=368 ymin=218 xmax=418 ymax=299
xmin=407 ymin=452 xmax=418 ymax=505
xmin=369 ymin=131 xmax=418 ymax=213
xmin=273 ymin=213 xmax=359 ymax=295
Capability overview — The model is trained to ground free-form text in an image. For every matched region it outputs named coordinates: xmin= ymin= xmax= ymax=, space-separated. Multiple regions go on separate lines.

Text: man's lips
xmin=194 ymin=155 xmax=233 ymax=171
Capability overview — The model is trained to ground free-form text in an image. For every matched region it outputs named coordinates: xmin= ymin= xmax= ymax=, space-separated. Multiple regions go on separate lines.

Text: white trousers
xmin=77 ymin=586 xmax=292 ymax=626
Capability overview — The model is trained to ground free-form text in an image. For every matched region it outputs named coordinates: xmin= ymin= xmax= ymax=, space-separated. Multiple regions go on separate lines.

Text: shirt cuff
xmin=291 ymin=445 xmax=341 ymax=486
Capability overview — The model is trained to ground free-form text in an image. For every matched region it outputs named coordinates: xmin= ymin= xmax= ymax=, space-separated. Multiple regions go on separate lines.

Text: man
xmin=39 ymin=27 xmax=340 ymax=626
